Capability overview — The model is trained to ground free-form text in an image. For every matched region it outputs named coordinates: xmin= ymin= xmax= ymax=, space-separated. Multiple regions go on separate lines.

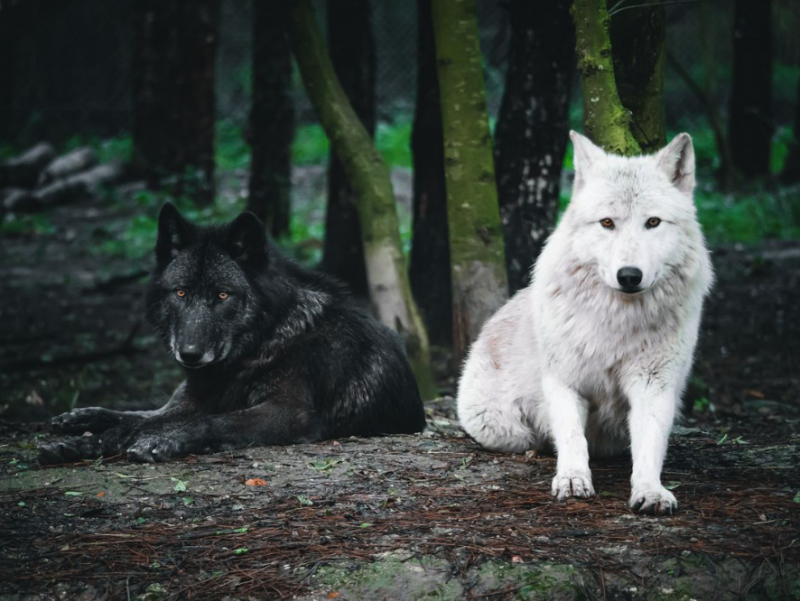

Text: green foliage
xmin=695 ymin=188 xmax=800 ymax=245
xmin=216 ymin=121 xmax=251 ymax=171
xmin=0 ymin=214 xmax=56 ymax=237
xmin=376 ymin=119 xmax=412 ymax=168
xmin=292 ymin=123 xmax=330 ymax=166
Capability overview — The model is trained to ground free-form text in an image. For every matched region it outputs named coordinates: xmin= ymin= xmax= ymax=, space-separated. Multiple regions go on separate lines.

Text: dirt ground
xmin=1 ymin=183 xmax=799 ymax=600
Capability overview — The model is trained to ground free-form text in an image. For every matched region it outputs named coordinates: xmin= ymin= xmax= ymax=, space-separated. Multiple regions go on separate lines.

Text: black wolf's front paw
xmin=51 ymin=407 xmax=119 ymax=435
xmin=38 ymin=438 xmax=97 ymax=465
xmin=126 ymin=435 xmax=184 ymax=463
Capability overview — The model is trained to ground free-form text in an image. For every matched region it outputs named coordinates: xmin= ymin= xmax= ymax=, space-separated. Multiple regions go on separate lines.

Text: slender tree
xmin=131 ymin=0 xmax=220 ymax=204
xmin=729 ymin=0 xmax=773 ymax=179
xmin=609 ymin=0 xmax=666 ymax=153
xmin=282 ymin=0 xmax=436 ymax=398
xmin=494 ymin=0 xmax=575 ymax=294
xmin=247 ymin=0 xmax=294 ymax=238
xmin=321 ymin=0 xmax=376 ymax=297
xmin=571 ymin=0 xmax=641 ymax=156
xmin=410 ymin=0 xmax=452 ymax=345
xmin=431 ymin=0 xmax=509 ymax=362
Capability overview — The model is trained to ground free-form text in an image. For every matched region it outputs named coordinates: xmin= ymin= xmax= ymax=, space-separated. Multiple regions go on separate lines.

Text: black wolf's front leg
xmin=37 ymin=425 xmax=136 ymax=464
xmin=125 ymin=396 xmax=317 ymax=462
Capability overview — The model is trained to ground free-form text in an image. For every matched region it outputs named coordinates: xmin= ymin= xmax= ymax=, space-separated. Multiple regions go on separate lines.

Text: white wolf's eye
xmin=600 ymin=218 xmax=615 ymax=230
xmin=646 ymin=217 xmax=661 ymax=229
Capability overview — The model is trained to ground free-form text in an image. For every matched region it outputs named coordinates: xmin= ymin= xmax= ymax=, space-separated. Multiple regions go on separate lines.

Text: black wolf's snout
xmin=178 ymin=343 xmax=206 ymax=367
xmin=617 ymin=267 xmax=643 ymax=290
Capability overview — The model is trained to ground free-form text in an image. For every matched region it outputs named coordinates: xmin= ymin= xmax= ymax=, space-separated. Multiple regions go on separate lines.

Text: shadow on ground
xmin=1 ymin=190 xmax=799 ymax=600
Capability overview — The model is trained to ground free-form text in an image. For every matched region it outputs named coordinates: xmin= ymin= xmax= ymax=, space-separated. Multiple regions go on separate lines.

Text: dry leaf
xmin=327 ymin=593 xmax=340 ymax=599
xmin=96 ymin=491 xmax=106 ymax=498
xmin=245 ymin=478 xmax=268 ymax=486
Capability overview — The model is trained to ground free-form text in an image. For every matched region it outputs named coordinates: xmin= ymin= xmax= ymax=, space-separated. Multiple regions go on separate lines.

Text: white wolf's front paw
xmin=551 ymin=470 xmax=595 ymax=501
xmin=629 ymin=484 xmax=678 ymax=515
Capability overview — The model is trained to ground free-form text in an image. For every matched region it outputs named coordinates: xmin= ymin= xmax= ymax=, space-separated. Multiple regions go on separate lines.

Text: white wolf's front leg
xmin=626 ymin=380 xmax=679 ymax=515
xmin=543 ymin=374 xmax=594 ymax=500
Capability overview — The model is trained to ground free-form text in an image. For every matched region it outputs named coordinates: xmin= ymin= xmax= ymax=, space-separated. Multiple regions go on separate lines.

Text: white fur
xmin=457 ymin=132 xmax=713 ymax=514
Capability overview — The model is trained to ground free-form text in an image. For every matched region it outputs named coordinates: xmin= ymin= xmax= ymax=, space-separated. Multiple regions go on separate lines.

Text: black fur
xmin=39 ymin=204 xmax=426 ymax=463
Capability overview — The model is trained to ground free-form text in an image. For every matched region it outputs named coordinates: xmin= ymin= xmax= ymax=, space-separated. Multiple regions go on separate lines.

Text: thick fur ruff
xmin=457 ymin=132 xmax=713 ymax=514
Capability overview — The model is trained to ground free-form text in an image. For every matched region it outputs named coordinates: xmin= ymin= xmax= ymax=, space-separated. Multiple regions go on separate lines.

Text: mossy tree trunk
xmin=609 ymin=0 xmax=666 ymax=154
xmin=571 ymin=0 xmax=640 ymax=156
xmin=431 ymin=0 xmax=509 ymax=363
xmin=321 ymin=0 xmax=375 ymax=298
xmin=131 ymin=0 xmax=220 ymax=204
xmin=282 ymin=0 xmax=436 ymax=399
xmin=410 ymin=0 xmax=452 ymax=346
xmin=495 ymin=0 xmax=575 ymax=294
xmin=248 ymin=0 xmax=294 ymax=238
xmin=729 ymin=0 xmax=773 ymax=180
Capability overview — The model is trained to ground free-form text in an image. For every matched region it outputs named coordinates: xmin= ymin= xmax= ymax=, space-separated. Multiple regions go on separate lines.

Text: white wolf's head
xmin=564 ymin=131 xmax=702 ymax=295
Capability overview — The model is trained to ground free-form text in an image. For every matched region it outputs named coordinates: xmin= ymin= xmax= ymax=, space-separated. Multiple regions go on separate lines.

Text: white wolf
xmin=457 ymin=132 xmax=713 ymax=515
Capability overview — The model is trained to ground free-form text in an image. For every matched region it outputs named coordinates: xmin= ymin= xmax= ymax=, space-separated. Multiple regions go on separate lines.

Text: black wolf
xmin=39 ymin=204 xmax=426 ymax=463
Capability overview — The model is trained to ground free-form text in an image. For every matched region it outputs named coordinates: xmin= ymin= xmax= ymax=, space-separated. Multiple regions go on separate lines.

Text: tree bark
xmin=609 ymin=0 xmax=666 ymax=154
xmin=494 ymin=0 xmax=575 ymax=294
xmin=283 ymin=0 xmax=437 ymax=399
xmin=131 ymin=0 xmax=220 ymax=205
xmin=431 ymin=0 xmax=509 ymax=363
xmin=320 ymin=0 xmax=376 ymax=298
xmin=247 ymin=0 xmax=294 ymax=238
xmin=410 ymin=0 xmax=452 ymax=346
xmin=571 ymin=0 xmax=641 ymax=156
xmin=729 ymin=0 xmax=773 ymax=180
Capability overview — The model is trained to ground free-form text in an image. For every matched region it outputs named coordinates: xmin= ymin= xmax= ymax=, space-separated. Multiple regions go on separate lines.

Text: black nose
xmin=617 ymin=267 xmax=643 ymax=289
xmin=178 ymin=344 xmax=203 ymax=366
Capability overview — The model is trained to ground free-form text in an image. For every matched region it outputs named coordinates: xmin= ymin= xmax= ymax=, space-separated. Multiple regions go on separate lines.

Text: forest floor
xmin=1 ymin=176 xmax=799 ymax=600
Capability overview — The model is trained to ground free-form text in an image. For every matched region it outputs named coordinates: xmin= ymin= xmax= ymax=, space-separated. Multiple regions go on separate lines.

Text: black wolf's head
xmin=146 ymin=203 xmax=275 ymax=369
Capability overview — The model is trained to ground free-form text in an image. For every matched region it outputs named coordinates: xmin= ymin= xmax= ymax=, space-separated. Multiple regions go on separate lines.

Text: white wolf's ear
xmin=656 ymin=133 xmax=695 ymax=196
xmin=156 ymin=203 xmax=194 ymax=263
xmin=227 ymin=211 xmax=267 ymax=268
xmin=570 ymin=131 xmax=606 ymax=189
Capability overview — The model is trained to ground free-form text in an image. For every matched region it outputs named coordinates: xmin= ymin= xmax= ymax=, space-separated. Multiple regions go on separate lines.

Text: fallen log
xmin=0 ymin=143 xmax=56 ymax=188
xmin=0 ymin=188 xmax=34 ymax=212
xmin=38 ymin=147 xmax=98 ymax=186
xmin=6 ymin=161 xmax=127 ymax=213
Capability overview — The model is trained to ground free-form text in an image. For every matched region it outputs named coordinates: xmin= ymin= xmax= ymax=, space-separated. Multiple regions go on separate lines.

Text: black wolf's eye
xmin=600 ymin=218 xmax=615 ymax=230
xmin=646 ymin=217 xmax=661 ymax=229
xmin=218 ymin=291 xmax=230 ymax=300
xmin=176 ymin=288 xmax=186 ymax=298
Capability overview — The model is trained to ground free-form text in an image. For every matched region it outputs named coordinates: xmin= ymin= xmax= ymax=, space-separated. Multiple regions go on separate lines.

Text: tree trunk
xmin=321 ymin=0 xmax=376 ymax=298
xmin=247 ymin=0 xmax=294 ymax=238
xmin=729 ymin=0 xmax=773 ymax=180
xmin=609 ymin=0 xmax=666 ymax=154
xmin=131 ymin=0 xmax=220 ymax=205
xmin=282 ymin=0 xmax=436 ymax=399
xmin=409 ymin=0 xmax=452 ymax=346
xmin=494 ymin=0 xmax=575 ymax=294
xmin=431 ymin=0 xmax=509 ymax=363
xmin=782 ymin=74 xmax=800 ymax=185
xmin=571 ymin=0 xmax=641 ymax=156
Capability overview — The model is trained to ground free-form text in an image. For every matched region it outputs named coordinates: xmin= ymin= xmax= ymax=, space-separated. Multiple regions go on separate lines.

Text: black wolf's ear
xmin=656 ymin=133 xmax=695 ymax=197
xmin=570 ymin=130 xmax=606 ymax=189
xmin=226 ymin=212 xmax=267 ymax=268
xmin=156 ymin=203 xmax=194 ymax=263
